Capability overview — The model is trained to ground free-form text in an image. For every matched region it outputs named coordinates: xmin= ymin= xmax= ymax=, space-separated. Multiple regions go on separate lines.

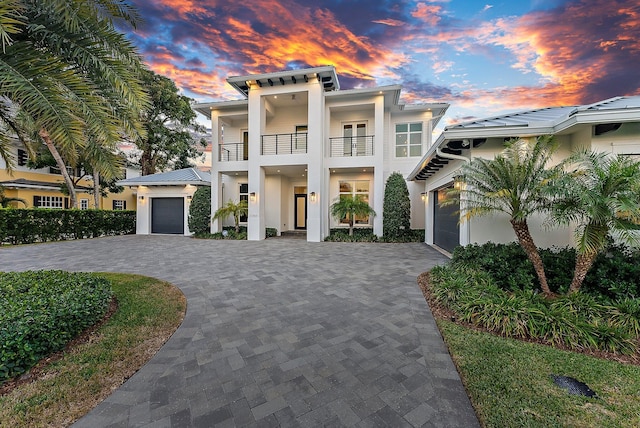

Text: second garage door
xmin=433 ymin=188 xmax=460 ymax=253
xmin=151 ymin=198 xmax=184 ymax=234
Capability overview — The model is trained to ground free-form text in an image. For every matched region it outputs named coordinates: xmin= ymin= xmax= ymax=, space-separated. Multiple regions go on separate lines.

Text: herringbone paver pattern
xmin=2 ymin=235 xmax=479 ymax=427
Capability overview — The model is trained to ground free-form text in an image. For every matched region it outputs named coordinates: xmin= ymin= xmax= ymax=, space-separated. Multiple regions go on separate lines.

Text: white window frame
xmin=113 ymin=200 xmax=126 ymax=210
xmin=395 ymin=122 xmax=423 ymax=157
xmin=37 ymin=196 xmax=64 ymax=209
xmin=338 ymin=180 xmax=371 ymax=225
xmin=80 ymin=198 xmax=89 ymax=210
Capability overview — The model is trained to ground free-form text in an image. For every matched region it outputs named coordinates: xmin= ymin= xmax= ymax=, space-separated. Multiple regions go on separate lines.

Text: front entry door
xmin=294 ymin=194 xmax=307 ymax=229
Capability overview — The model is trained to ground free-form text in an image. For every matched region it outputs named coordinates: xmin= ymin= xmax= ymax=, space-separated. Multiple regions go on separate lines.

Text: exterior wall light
xmin=187 ymin=195 xmax=193 ymax=201
xmin=420 ymin=192 xmax=427 ymax=202
xmin=138 ymin=195 xmax=144 ymax=201
xmin=250 ymin=192 xmax=256 ymax=202
xmin=310 ymin=192 xmax=316 ymax=202
xmin=453 ymin=175 xmax=464 ymax=190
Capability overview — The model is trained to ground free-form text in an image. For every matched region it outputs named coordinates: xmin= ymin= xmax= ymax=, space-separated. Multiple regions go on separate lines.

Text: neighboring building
xmin=0 ymin=141 xmax=138 ymax=210
xmin=118 ymin=168 xmax=211 ymax=235
xmin=194 ymin=66 xmax=448 ymax=241
xmin=408 ymin=96 xmax=640 ymax=253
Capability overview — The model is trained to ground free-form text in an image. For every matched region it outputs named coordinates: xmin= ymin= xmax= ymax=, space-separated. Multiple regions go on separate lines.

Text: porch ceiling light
xmin=250 ymin=192 xmax=256 ymax=202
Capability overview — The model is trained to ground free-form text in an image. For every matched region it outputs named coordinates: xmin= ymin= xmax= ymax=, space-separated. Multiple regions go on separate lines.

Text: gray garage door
xmin=433 ymin=188 xmax=460 ymax=253
xmin=151 ymin=198 xmax=184 ymax=234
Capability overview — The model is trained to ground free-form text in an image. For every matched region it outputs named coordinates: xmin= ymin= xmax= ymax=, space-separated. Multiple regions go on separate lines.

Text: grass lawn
xmin=0 ymin=273 xmax=186 ymax=427
xmin=438 ymin=320 xmax=640 ymax=427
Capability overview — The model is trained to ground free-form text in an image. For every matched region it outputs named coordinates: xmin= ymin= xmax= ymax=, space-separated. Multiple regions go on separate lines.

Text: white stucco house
xmin=118 ymin=168 xmax=211 ymax=235
xmin=194 ymin=66 xmax=448 ymax=242
xmin=408 ymin=96 xmax=640 ymax=253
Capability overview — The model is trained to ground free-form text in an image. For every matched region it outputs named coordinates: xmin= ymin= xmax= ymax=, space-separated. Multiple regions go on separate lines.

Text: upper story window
xmin=80 ymin=198 xmax=89 ymax=210
xmin=17 ymin=149 xmax=28 ymax=166
xmin=395 ymin=122 xmax=422 ymax=157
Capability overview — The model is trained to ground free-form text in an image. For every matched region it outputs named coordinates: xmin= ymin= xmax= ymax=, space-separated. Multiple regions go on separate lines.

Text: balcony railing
xmin=329 ymin=136 xmax=374 ymax=157
xmin=219 ymin=142 xmax=247 ymax=161
xmin=261 ymin=133 xmax=307 ymax=155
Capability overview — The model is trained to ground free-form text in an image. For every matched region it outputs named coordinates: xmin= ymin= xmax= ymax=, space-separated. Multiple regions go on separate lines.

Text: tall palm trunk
xmin=93 ymin=169 xmax=100 ymax=209
xmin=510 ymin=219 xmax=553 ymax=296
xmin=39 ymin=129 xmax=77 ymax=208
xmin=568 ymin=251 xmax=597 ymax=294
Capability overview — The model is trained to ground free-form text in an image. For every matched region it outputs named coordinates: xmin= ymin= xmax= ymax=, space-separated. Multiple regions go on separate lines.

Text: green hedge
xmin=0 ymin=209 xmax=135 ymax=244
xmin=451 ymin=242 xmax=640 ymax=299
xmin=0 ymin=271 xmax=113 ymax=382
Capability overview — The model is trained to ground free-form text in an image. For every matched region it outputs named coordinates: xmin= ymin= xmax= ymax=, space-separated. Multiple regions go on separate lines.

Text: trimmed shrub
xmin=382 ymin=172 xmax=411 ymax=240
xmin=451 ymin=242 xmax=640 ymax=299
xmin=0 ymin=271 xmax=113 ymax=382
xmin=266 ymin=227 xmax=278 ymax=238
xmin=325 ymin=228 xmax=378 ymax=242
xmin=0 ymin=209 xmax=135 ymax=245
xmin=188 ymin=186 xmax=211 ymax=234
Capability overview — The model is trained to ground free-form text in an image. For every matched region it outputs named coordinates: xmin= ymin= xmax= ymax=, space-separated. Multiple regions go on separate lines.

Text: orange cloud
xmin=411 ymin=2 xmax=443 ymax=26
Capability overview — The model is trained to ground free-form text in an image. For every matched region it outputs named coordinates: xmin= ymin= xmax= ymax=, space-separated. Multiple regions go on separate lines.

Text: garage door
xmin=433 ymin=188 xmax=459 ymax=253
xmin=151 ymin=198 xmax=184 ymax=234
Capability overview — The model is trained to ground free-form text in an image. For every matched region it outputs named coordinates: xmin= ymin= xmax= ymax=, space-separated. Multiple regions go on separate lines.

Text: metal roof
xmin=444 ymin=106 xmax=577 ymax=130
xmin=117 ymin=168 xmax=211 ymax=187
xmin=408 ymin=95 xmax=640 ymax=182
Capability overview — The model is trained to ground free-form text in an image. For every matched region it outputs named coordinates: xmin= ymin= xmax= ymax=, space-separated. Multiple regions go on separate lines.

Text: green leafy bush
xmin=451 ymin=242 xmax=640 ymax=299
xmin=0 ymin=209 xmax=135 ymax=245
xmin=0 ymin=271 xmax=113 ymax=382
xmin=325 ymin=228 xmax=379 ymax=242
xmin=187 ymin=186 xmax=211 ymax=235
xmin=382 ymin=172 xmax=411 ymax=240
xmin=194 ymin=226 xmax=247 ymax=240
xmin=265 ymin=227 xmax=278 ymax=238
xmin=428 ymin=264 xmax=639 ymax=354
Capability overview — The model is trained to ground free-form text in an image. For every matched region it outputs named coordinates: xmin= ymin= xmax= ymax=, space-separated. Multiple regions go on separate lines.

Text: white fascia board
xmin=325 ymin=85 xmax=402 ymax=99
xmin=117 ymin=180 xmax=211 ymax=187
xmin=227 ymin=66 xmax=336 ymax=84
xmin=194 ymin=100 xmax=248 ymax=117
xmin=1 ymin=183 xmax=62 ymax=191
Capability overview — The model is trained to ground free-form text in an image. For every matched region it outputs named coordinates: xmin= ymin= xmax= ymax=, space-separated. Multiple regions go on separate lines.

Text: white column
xmin=372 ymin=95 xmax=385 ymax=237
xmin=306 ymin=83 xmax=324 ymax=242
xmin=210 ymin=111 xmax=222 ymax=233
xmin=248 ymin=93 xmax=265 ymax=240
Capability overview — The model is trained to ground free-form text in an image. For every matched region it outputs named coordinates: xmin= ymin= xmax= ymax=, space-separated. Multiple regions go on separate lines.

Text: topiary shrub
xmin=188 ymin=186 xmax=211 ymax=235
xmin=383 ymin=172 xmax=411 ymax=240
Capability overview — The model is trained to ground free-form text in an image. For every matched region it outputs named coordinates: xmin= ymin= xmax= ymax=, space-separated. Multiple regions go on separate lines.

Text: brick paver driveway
xmin=3 ymin=235 xmax=479 ymax=427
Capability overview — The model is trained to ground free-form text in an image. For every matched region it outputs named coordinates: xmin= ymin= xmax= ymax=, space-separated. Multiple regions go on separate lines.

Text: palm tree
xmin=213 ymin=200 xmax=249 ymax=233
xmin=330 ymin=194 xmax=376 ymax=236
xmin=0 ymin=0 xmax=149 ymax=207
xmin=550 ymin=151 xmax=640 ymax=294
xmin=451 ymin=136 xmax=560 ymax=297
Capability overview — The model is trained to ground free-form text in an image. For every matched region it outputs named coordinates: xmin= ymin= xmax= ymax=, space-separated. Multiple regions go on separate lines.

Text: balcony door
xmin=242 ymin=130 xmax=249 ymax=160
xmin=343 ymin=122 xmax=367 ymax=156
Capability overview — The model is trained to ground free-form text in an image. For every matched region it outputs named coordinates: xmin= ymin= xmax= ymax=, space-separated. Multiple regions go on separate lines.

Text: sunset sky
xmin=125 ymin=0 xmax=640 ymax=132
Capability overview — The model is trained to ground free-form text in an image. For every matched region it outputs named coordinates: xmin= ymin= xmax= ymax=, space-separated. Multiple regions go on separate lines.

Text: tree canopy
xmin=0 ymin=0 xmax=149 ymax=207
xmin=133 ymin=69 xmax=207 ymax=175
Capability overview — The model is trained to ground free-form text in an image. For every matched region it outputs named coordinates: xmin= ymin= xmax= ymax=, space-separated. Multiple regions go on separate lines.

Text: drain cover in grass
xmin=551 ymin=374 xmax=598 ymax=398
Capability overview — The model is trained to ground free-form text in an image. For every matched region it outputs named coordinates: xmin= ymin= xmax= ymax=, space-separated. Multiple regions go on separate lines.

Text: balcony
xmin=261 ymin=133 xmax=307 ymax=155
xmin=219 ymin=143 xmax=247 ymax=161
xmin=329 ymin=136 xmax=374 ymax=157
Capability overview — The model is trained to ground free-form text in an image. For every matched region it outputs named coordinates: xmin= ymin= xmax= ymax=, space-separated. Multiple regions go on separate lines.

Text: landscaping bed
xmin=418 ymin=242 xmax=640 ymax=427
xmin=0 ymin=273 xmax=185 ymax=427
